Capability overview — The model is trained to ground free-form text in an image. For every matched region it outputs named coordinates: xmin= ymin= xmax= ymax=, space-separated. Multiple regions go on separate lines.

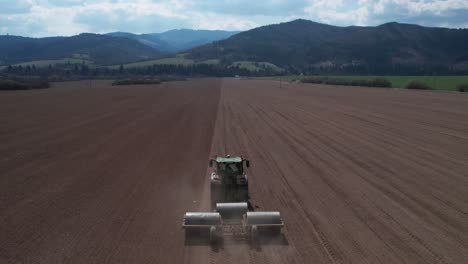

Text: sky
xmin=1 ymin=0 xmax=468 ymax=37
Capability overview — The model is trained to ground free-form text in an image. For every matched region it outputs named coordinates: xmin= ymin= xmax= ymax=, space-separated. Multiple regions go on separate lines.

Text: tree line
xmin=2 ymin=62 xmax=280 ymax=78
xmin=3 ymin=60 xmax=466 ymax=79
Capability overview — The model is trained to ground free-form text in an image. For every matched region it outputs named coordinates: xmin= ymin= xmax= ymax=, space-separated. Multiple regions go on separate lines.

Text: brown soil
xmin=1 ymin=79 xmax=467 ymax=263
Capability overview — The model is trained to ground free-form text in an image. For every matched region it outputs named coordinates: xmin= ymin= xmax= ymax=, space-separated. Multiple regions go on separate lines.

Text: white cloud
xmin=391 ymin=0 xmax=468 ymax=14
xmin=0 ymin=0 xmax=31 ymax=14
xmin=0 ymin=0 xmax=467 ymax=36
xmin=190 ymin=13 xmax=259 ymax=31
xmin=304 ymin=0 xmax=370 ymax=25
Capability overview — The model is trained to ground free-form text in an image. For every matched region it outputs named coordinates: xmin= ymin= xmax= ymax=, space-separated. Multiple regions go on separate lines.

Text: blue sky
xmin=1 ymin=0 xmax=467 ymax=37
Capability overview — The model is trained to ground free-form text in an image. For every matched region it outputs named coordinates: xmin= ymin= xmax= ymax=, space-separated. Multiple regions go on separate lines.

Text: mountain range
xmin=107 ymin=29 xmax=240 ymax=53
xmin=0 ymin=29 xmax=239 ymax=66
xmin=0 ymin=33 xmax=162 ymax=65
xmin=185 ymin=19 xmax=468 ymax=74
xmin=1 ymin=20 xmax=468 ymax=74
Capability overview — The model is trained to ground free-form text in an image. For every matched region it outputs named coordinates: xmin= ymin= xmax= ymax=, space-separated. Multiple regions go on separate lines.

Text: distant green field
xmin=109 ymin=54 xmax=216 ymax=69
xmin=13 ymin=58 xmax=93 ymax=68
xmin=114 ymin=57 xmax=195 ymax=69
xmin=112 ymin=58 xmax=283 ymax=72
xmin=200 ymin=59 xmax=220 ymax=65
xmin=232 ymin=61 xmax=283 ymax=72
xmin=9 ymin=53 xmax=93 ymax=68
xmin=278 ymin=75 xmax=468 ymax=91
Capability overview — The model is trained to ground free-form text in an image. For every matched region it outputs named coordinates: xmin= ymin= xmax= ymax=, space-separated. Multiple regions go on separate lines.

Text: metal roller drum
xmin=216 ymin=202 xmax=248 ymax=218
xmin=182 ymin=212 xmax=221 ymax=242
xmin=245 ymin=212 xmax=284 ymax=239
xmin=245 ymin=212 xmax=283 ymax=226
xmin=183 ymin=212 xmax=221 ymax=226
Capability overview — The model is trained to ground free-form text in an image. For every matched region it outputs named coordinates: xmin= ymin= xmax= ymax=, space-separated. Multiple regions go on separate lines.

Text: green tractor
xmin=209 ymin=155 xmax=250 ymax=208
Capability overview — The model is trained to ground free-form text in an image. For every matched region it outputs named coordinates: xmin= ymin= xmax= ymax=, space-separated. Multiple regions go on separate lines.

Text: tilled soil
xmin=0 ymin=80 xmax=221 ymax=263
xmin=1 ymin=79 xmax=467 ymax=263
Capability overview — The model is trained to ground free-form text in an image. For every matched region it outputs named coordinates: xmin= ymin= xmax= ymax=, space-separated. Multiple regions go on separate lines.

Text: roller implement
xmin=182 ymin=155 xmax=284 ymax=243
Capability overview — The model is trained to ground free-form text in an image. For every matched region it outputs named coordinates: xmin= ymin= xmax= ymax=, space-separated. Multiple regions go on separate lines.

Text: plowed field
xmin=1 ymin=79 xmax=467 ymax=264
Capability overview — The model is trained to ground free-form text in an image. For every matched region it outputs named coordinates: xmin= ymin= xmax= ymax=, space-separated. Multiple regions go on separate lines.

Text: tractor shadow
xmin=184 ymin=230 xmax=213 ymax=246
xmin=249 ymin=233 xmax=289 ymax=252
xmin=184 ymin=232 xmax=289 ymax=252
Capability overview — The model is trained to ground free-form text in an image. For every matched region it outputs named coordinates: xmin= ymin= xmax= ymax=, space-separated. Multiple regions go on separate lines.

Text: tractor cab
xmin=209 ymin=155 xmax=250 ymax=206
xmin=209 ymin=155 xmax=250 ymax=177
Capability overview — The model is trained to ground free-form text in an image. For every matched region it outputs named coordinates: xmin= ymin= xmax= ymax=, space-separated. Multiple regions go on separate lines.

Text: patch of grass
xmin=176 ymin=53 xmax=189 ymax=58
xmin=111 ymin=76 xmax=187 ymax=86
xmin=110 ymin=56 xmax=223 ymax=69
xmin=71 ymin=53 xmax=90 ymax=60
xmin=301 ymin=77 xmax=392 ymax=88
xmin=382 ymin=76 xmax=466 ymax=91
xmin=0 ymin=78 xmax=50 ymax=90
xmin=405 ymin=81 xmax=432 ymax=90
xmin=118 ymin=59 xmax=281 ymax=72
xmin=112 ymin=79 xmax=161 ymax=86
xmin=280 ymin=75 xmax=468 ymax=91
xmin=14 ymin=58 xmax=93 ymax=68
xmin=157 ymin=75 xmax=187 ymax=82
xmin=198 ymin=59 xmax=220 ymax=65
xmin=113 ymin=57 xmax=195 ymax=69
xmin=457 ymin=84 xmax=468 ymax=92
xmin=231 ymin=61 xmax=283 ymax=72
xmin=147 ymin=57 xmax=194 ymax=65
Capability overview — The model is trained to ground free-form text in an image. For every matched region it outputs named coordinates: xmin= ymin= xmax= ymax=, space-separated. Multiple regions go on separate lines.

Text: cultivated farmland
xmin=1 ymin=79 xmax=467 ymax=263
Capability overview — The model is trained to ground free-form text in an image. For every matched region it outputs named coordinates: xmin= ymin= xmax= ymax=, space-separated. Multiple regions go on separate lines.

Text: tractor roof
xmin=215 ymin=156 xmax=242 ymax=163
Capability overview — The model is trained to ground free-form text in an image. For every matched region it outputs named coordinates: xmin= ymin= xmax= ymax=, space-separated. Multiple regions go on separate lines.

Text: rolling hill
xmin=0 ymin=34 xmax=164 ymax=66
xmin=185 ymin=19 xmax=468 ymax=74
xmin=107 ymin=29 xmax=240 ymax=53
